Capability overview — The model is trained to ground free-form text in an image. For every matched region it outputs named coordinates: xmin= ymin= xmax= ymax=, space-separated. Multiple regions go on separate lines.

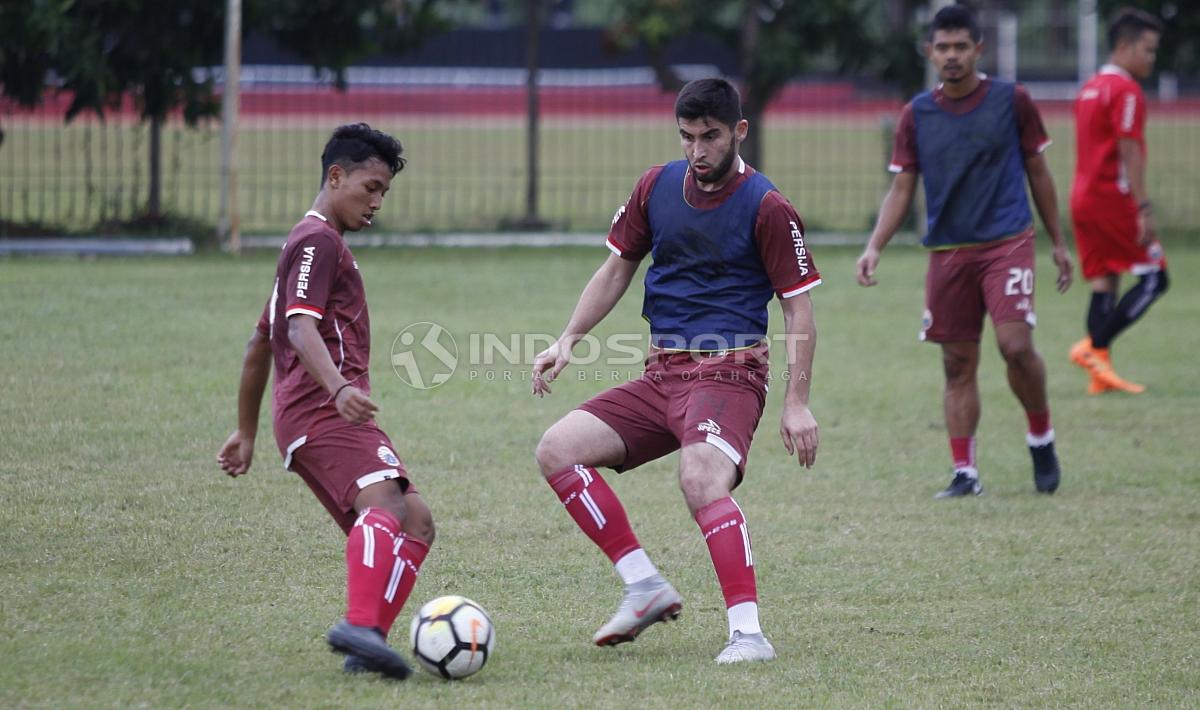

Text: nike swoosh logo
xmin=633 ymin=590 xmax=667 ymax=618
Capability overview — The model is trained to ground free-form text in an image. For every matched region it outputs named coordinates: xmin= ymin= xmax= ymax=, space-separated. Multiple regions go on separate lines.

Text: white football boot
xmin=591 ymin=574 xmax=683 ymax=646
xmin=714 ymin=630 xmax=776 ymax=664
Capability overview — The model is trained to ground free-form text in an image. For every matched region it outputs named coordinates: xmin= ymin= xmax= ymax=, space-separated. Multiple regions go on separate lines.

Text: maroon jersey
xmin=606 ymin=158 xmax=821 ymax=298
xmin=255 ymin=211 xmax=372 ymax=463
xmin=888 ymin=78 xmax=1051 ymax=175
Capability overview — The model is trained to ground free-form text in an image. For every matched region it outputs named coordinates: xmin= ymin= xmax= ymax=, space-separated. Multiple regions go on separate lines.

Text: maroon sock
xmin=344 ymin=507 xmax=402 ymax=629
xmin=547 ymin=465 xmax=640 ymax=563
xmin=1026 ymin=410 xmax=1051 ymax=438
xmin=694 ymin=497 xmax=757 ymax=608
xmin=949 ymin=436 xmax=976 ymax=471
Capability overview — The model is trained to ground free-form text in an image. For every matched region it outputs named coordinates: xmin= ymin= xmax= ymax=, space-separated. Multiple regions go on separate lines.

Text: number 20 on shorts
xmin=1004 ymin=267 xmax=1033 ymax=296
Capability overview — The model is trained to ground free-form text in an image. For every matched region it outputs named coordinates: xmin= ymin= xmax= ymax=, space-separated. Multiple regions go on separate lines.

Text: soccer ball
xmin=409 ymin=595 xmax=496 ymax=679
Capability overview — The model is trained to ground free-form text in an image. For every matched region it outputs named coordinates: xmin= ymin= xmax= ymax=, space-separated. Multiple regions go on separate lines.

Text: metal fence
xmin=3 ymin=22 xmax=1199 ymax=237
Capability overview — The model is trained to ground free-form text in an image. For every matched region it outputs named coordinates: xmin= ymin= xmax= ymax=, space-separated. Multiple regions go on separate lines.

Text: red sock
xmin=694 ymin=497 xmax=757 ymax=608
xmin=1026 ymin=410 xmax=1051 ymax=438
xmin=949 ymin=436 xmax=975 ymax=471
xmin=547 ymin=465 xmax=640 ymax=563
xmin=344 ymin=507 xmax=402 ymax=629
xmin=377 ymin=534 xmax=430 ymax=637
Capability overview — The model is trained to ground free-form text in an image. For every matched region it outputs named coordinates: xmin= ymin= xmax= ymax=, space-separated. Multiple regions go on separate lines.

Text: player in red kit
xmin=531 ymin=79 xmax=820 ymax=664
xmin=1069 ymin=8 xmax=1168 ymax=394
xmin=217 ymin=124 xmax=429 ymax=680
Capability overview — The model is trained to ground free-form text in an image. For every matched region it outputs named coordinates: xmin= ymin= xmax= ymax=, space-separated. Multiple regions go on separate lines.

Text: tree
xmin=249 ymin=0 xmax=448 ymax=88
xmin=0 ymin=0 xmax=445 ymax=222
xmin=1 ymin=1 xmax=226 ymax=218
xmin=605 ymin=0 xmax=916 ymax=169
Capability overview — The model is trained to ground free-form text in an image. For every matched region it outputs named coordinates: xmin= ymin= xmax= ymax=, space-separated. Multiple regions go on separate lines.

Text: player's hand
xmin=780 ymin=401 xmax=819 ymax=468
xmin=1137 ymin=209 xmax=1158 ymax=246
xmin=855 ymin=247 xmax=880 ymax=287
xmin=1051 ymin=243 xmax=1074 ymax=294
xmin=335 ymin=385 xmax=378 ymax=425
xmin=531 ymin=338 xmax=574 ymax=397
xmin=217 ymin=430 xmax=255 ymax=477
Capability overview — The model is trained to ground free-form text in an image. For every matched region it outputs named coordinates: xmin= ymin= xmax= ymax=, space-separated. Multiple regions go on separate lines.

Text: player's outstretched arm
xmin=217 ymin=329 xmax=273 ymax=477
xmin=1023 ymin=153 xmax=1074 ymax=293
xmin=288 ymin=315 xmax=379 ymax=424
xmin=532 ymin=253 xmax=640 ymax=396
xmin=857 ymin=172 xmax=917 ymax=286
xmin=778 ymin=292 xmax=819 ymax=468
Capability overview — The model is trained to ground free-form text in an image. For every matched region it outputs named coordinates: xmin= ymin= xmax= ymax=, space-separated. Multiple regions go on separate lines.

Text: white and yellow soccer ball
xmin=409 ymin=595 xmax=496 ymax=679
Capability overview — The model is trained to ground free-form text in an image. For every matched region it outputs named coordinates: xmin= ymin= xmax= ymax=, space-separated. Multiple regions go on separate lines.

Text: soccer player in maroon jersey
xmin=530 ymin=78 xmax=821 ymax=664
xmin=1069 ymin=8 xmax=1168 ymax=395
xmin=855 ymin=6 xmax=1074 ymax=498
xmin=217 ymin=123 xmax=429 ymax=680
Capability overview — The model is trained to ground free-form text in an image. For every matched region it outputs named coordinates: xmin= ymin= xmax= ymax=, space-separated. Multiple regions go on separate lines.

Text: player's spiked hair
xmin=929 ymin=4 xmax=981 ymax=43
xmin=1107 ymin=7 xmax=1163 ymax=50
xmin=319 ymin=123 xmax=406 ymax=187
xmin=675 ymin=78 xmax=743 ymax=130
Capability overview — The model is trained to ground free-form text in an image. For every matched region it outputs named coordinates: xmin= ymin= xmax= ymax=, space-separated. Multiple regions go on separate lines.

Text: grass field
xmin=2 ymin=244 xmax=1198 ymax=708
xmin=4 ymin=114 xmax=1200 ymax=235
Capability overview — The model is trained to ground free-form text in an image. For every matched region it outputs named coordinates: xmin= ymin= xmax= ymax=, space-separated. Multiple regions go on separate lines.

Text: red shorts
xmin=286 ymin=423 xmax=413 ymax=534
xmin=1072 ymin=207 xmax=1168 ymax=280
xmin=921 ymin=233 xmax=1038 ymax=343
xmin=578 ymin=343 xmax=770 ymax=485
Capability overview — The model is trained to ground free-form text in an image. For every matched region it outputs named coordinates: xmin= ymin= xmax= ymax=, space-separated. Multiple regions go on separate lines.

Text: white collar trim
xmin=305 ymin=209 xmax=328 ymax=222
xmin=737 ymin=156 xmax=745 ymax=174
xmin=1100 ymin=64 xmax=1132 ymax=79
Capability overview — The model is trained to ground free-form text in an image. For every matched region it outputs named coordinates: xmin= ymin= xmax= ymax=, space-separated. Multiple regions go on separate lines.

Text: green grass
xmin=1 ymin=244 xmax=1198 ymax=708
xmin=4 ymin=114 xmax=1200 ymax=235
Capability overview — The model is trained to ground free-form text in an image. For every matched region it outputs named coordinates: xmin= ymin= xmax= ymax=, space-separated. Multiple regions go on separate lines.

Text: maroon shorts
xmin=578 ymin=343 xmax=770 ymax=485
xmin=1072 ymin=207 xmax=1168 ymax=281
xmin=921 ymin=233 xmax=1038 ymax=343
xmin=286 ymin=423 xmax=413 ymax=534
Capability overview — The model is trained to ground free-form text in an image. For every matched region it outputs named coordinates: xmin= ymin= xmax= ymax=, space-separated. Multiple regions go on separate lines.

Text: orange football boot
xmin=1070 ymin=337 xmax=1144 ymax=394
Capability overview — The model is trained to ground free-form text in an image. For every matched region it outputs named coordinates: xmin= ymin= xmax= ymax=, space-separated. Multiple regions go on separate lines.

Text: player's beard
xmin=693 ymin=146 xmax=737 ymax=185
xmin=941 ymin=62 xmax=965 ymax=83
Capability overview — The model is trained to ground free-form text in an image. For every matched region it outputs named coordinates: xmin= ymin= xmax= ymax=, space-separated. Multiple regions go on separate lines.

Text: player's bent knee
xmin=997 ymin=337 xmax=1036 ymax=365
xmin=399 ymin=493 xmax=435 ymax=544
xmin=534 ymin=430 xmax=566 ymax=478
xmin=408 ymin=512 xmax=436 ymax=545
xmin=354 ymin=479 xmax=410 ymax=523
xmin=678 ymin=471 xmax=732 ymax=513
xmin=677 ymin=446 xmax=737 ymax=511
xmin=941 ymin=353 xmax=977 ymax=383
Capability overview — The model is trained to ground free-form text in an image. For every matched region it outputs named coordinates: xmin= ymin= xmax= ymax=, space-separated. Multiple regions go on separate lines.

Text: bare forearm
xmin=1027 ymin=169 xmax=1065 ymax=246
xmin=1119 ymin=139 xmax=1149 ymax=204
xmin=559 ymin=256 xmax=636 ymax=342
xmin=781 ymin=302 xmax=816 ymax=406
xmin=288 ymin=319 xmax=348 ymax=395
xmin=237 ymin=335 xmax=272 ymax=436
xmin=867 ymin=175 xmax=916 ymax=251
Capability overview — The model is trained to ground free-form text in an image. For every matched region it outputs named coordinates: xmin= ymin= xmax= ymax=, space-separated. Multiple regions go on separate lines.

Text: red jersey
xmin=1071 ymin=65 xmax=1146 ymax=215
xmin=606 ymin=158 xmax=821 ymax=298
xmin=255 ymin=211 xmax=372 ymax=462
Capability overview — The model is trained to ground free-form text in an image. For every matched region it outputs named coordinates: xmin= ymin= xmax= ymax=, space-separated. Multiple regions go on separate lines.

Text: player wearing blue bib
xmin=856 ymin=6 xmax=1074 ymax=499
xmin=530 ymin=78 xmax=820 ymax=664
